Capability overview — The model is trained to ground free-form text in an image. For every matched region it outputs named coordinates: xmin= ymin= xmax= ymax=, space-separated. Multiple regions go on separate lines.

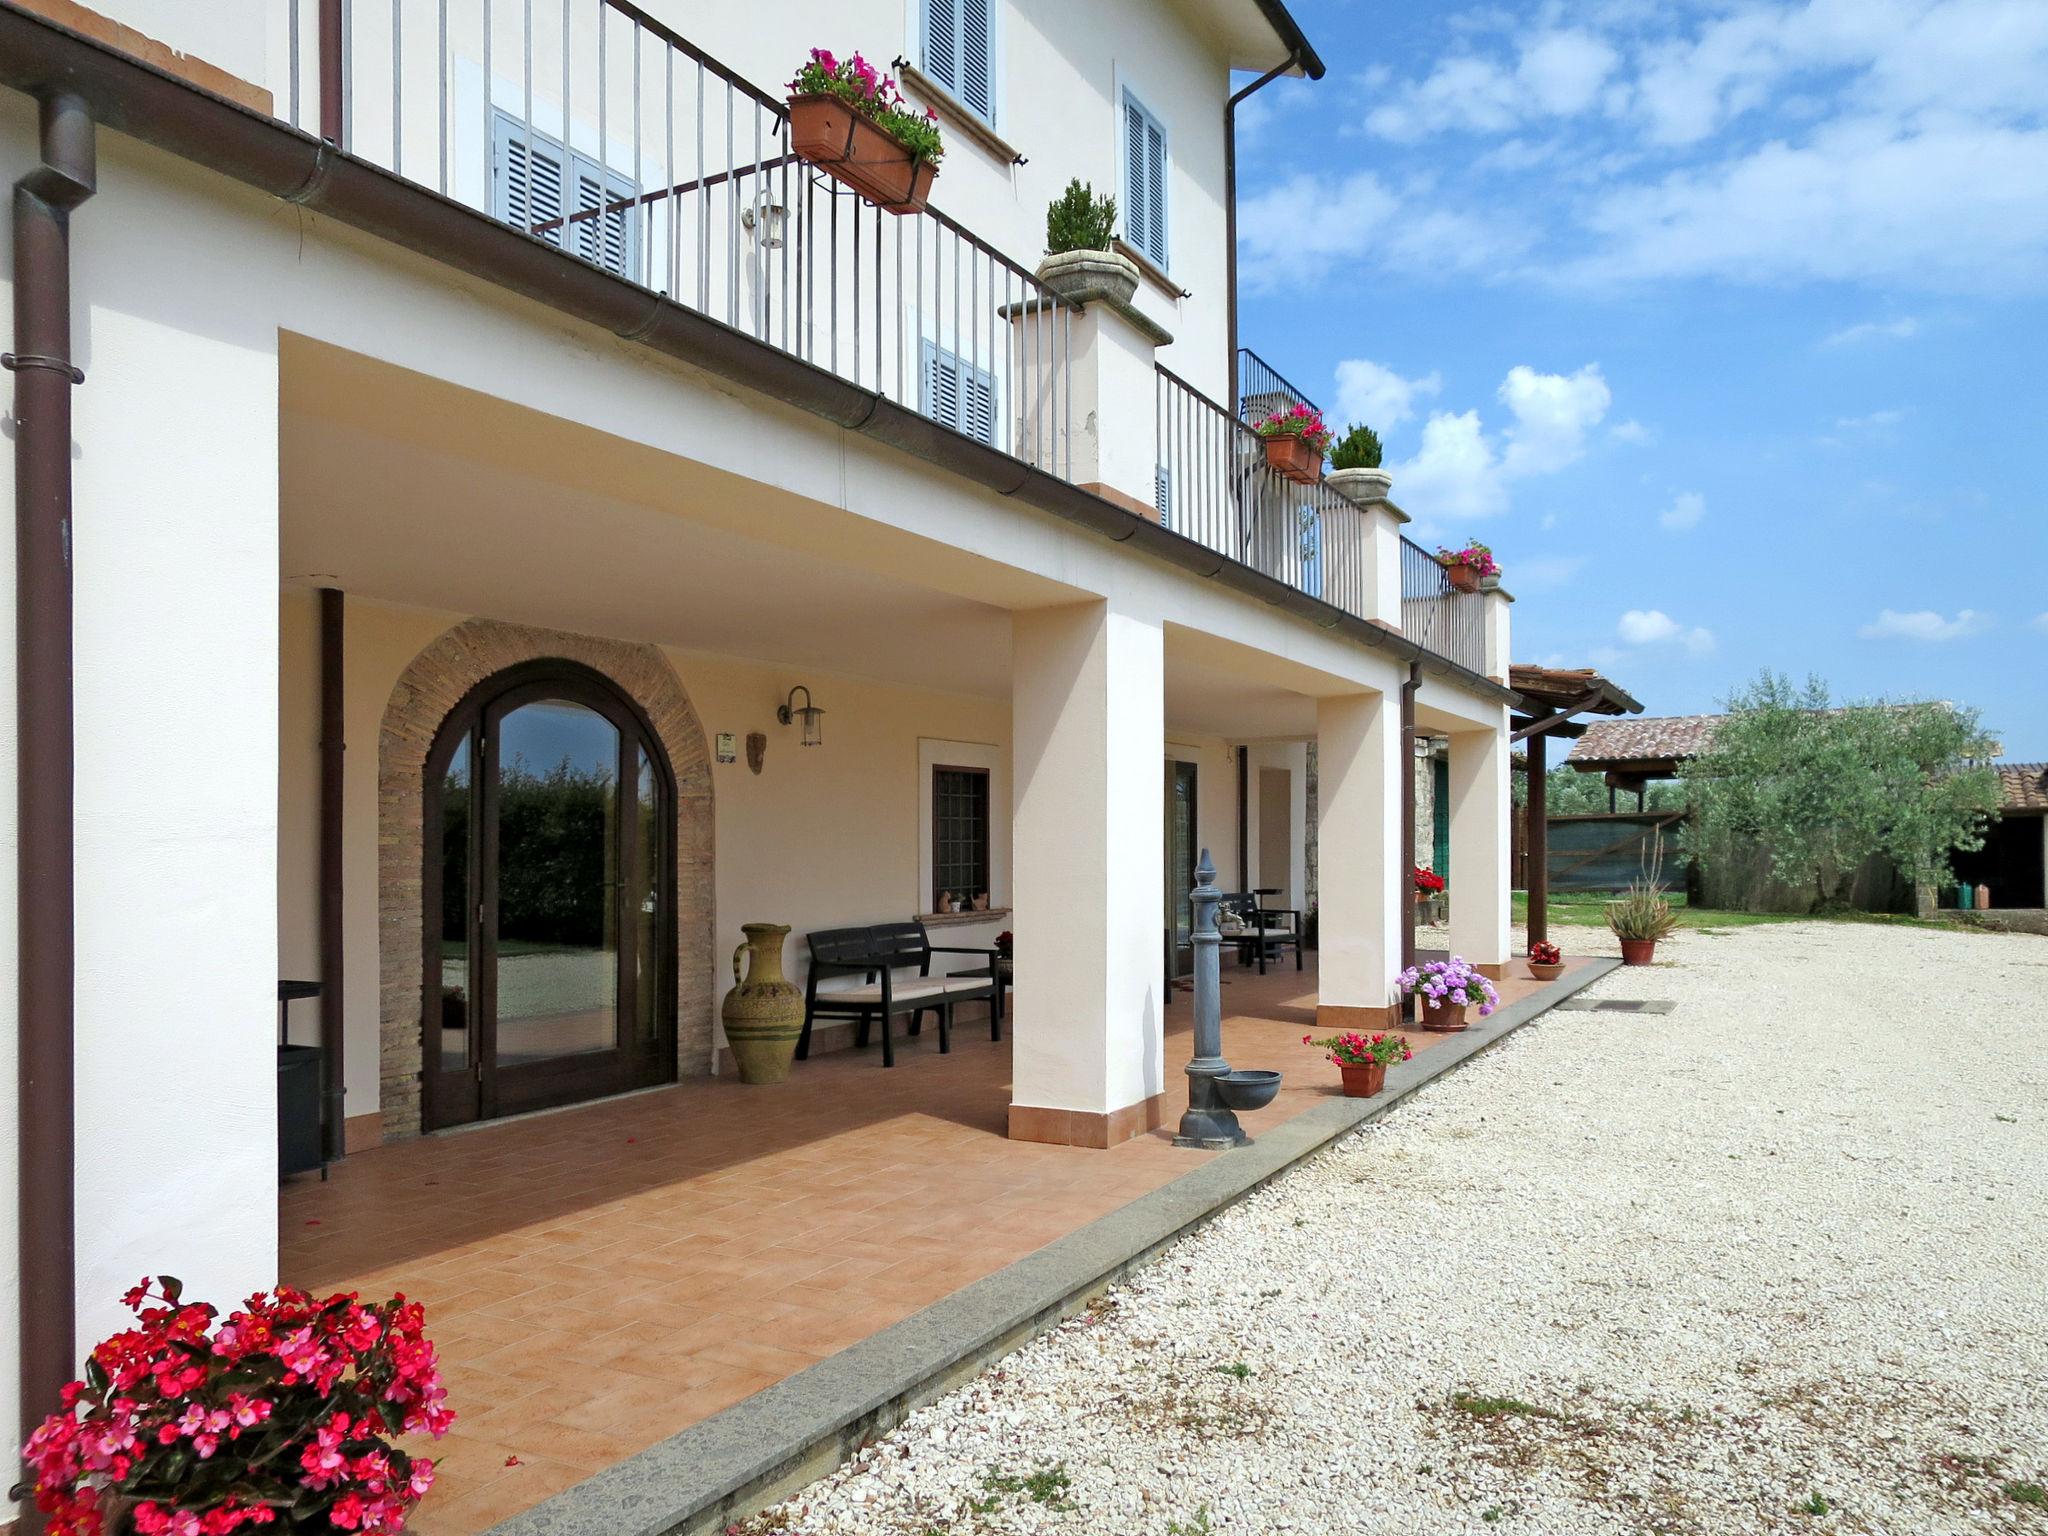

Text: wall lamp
xmin=777 ymin=685 xmax=824 ymax=747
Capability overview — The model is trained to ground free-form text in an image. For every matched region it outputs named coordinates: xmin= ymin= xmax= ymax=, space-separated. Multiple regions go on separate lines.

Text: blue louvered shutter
xmin=925 ymin=0 xmax=997 ymax=126
xmin=923 ymin=342 xmax=997 ymax=447
xmin=1122 ymin=91 xmax=1168 ymax=268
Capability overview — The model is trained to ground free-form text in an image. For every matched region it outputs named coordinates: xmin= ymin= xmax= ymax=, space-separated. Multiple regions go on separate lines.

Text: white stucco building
xmin=0 ymin=0 xmax=1517 ymax=1513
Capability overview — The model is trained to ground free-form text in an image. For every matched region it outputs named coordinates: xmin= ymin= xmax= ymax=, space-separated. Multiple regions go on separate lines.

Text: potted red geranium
xmin=1412 ymin=864 xmax=1446 ymax=925
xmin=1306 ymin=1030 xmax=1412 ymax=1098
xmin=1253 ymin=403 xmax=1332 ymax=485
xmin=1435 ymin=540 xmax=1499 ymax=594
xmin=1527 ymin=939 xmax=1563 ymax=981
xmin=15 ymin=1276 xmax=453 ymax=1535
xmin=787 ymin=49 xmax=944 ymax=214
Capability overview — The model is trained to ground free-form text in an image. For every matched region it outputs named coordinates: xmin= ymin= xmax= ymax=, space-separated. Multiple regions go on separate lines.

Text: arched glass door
xmin=424 ymin=662 xmax=675 ymax=1129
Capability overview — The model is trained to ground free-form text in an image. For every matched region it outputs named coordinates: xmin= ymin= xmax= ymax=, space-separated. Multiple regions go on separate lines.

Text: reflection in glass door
xmin=1166 ymin=760 xmax=1199 ymax=978
xmin=423 ymin=662 xmax=676 ymax=1130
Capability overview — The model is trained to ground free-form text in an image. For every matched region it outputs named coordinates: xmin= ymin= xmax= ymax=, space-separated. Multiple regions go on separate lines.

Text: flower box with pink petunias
xmin=787 ymin=50 xmax=943 ymax=214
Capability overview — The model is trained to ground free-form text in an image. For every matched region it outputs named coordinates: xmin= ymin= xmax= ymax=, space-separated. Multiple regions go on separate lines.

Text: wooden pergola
xmin=1508 ymin=664 xmax=1644 ymax=952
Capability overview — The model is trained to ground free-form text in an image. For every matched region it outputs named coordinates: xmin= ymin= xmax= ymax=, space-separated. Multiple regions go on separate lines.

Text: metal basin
xmin=1215 ymin=1069 xmax=1281 ymax=1111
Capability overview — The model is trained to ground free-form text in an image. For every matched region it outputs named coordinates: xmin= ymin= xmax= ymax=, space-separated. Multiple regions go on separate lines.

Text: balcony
xmin=1157 ymin=357 xmax=1487 ymax=674
xmin=273 ymin=1 xmax=1487 ymax=677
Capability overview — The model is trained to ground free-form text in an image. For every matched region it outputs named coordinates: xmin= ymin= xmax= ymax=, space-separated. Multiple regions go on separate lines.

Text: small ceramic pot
xmin=1338 ymin=1060 xmax=1387 ymax=1098
xmin=1420 ymin=997 xmax=1469 ymax=1032
xmin=1528 ymin=960 xmax=1565 ymax=981
xmin=1618 ymin=939 xmax=1657 ymax=966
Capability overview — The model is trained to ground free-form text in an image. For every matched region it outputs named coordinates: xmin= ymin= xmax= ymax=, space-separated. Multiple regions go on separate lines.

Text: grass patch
xmin=1451 ymin=1390 xmax=1561 ymax=1421
xmin=1165 ymin=1508 xmax=1214 ymax=1536
xmin=969 ymin=1462 xmax=1075 ymax=1514
xmin=1213 ymin=1361 xmax=1252 ymax=1380
xmin=1797 ymin=1489 xmax=1831 ymax=1515
xmin=2008 ymin=1481 xmax=2047 ymax=1506
xmin=1510 ymin=891 xmax=1953 ymax=934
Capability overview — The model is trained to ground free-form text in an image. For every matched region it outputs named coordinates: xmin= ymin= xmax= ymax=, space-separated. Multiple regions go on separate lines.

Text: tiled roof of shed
xmin=1566 ymin=713 xmax=1721 ymax=768
xmin=1998 ymin=762 xmax=2048 ymax=812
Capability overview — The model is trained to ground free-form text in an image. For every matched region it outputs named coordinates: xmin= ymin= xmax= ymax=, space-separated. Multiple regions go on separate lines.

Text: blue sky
xmin=1231 ymin=0 xmax=2048 ymax=757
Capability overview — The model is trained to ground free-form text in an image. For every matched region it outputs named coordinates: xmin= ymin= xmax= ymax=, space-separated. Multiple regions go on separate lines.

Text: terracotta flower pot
xmin=1420 ymin=996 xmax=1469 ymax=1032
xmin=1443 ymin=562 xmax=1481 ymax=593
xmin=1618 ymin=938 xmax=1657 ymax=966
xmin=1338 ymin=1060 xmax=1387 ymax=1098
xmin=1527 ymin=960 xmax=1564 ymax=981
xmin=1261 ymin=431 xmax=1323 ymax=485
xmin=787 ymin=93 xmax=937 ymax=214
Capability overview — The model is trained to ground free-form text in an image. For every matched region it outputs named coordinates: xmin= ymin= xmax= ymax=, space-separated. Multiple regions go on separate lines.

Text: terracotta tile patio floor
xmin=279 ymin=951 xmax=1592 ymax=1535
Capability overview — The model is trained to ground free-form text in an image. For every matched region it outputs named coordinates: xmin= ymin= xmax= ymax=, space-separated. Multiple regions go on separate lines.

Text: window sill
xmin=898 ymin=63 xmax=1025 ymax=167
xmin=1112 ymin=238 xmax=1188 ymax=301
xmin=920 ymin=907 xmax=1012 ymax=928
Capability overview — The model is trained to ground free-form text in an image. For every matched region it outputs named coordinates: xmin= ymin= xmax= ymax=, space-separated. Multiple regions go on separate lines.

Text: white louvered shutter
xmin=570 ymin=163 xmax=633 ymax=279
xmin=924 ymin=343 xmax=997 ymax=447
xmin=1155 ymin=466 xmax=1172 ymax=528
xmin=500 ymin=124 xmax=566 ymax=249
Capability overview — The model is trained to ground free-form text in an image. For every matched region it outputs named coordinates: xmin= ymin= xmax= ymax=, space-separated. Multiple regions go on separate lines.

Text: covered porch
xmin=279 ymin=954 xmax=1591 ymax=1534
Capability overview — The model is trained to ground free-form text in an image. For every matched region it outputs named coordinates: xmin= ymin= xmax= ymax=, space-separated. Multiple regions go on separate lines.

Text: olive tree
xmin=1680 ymin=671 xmax=2001 ymax=909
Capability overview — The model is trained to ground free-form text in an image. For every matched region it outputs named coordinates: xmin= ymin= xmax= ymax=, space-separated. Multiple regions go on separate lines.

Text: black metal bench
xmin=1216 ymin=892 xmax=1303 ymax=973
xmin=797 ymin=921 xmax=1003 ymax=1068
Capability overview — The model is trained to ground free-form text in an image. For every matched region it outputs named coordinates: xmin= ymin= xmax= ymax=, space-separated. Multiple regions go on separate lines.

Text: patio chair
xmin=1214 ymin=892 xmax=1303 ymax=974
xmin=796 ymin=921 xmax=1002 ymax=1068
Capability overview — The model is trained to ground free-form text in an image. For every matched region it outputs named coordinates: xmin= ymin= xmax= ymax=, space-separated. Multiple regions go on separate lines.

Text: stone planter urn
xmin=1325 ymin=467 xmax=1393 ymax=504
xmin=1035 ymin=247 xmax=1140 ymax=307
xmin=722 ymin=923 xmax=805 ymax=1083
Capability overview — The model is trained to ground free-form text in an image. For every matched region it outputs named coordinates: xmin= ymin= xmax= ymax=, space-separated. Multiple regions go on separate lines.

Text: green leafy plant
xmin=1046 ymin=178 xmax=1118 ymax=255
xmin=971 ymin=1461 xmax=1075 ymax=1513
xmin=1797 ymin=1489 xmax=1831 ymax=1516
xmin=1212 ymin=1361 xmax=1252 ymax=1380
xmin=1451 ymin=1390 xmax=1559 ymax=1421
xmin=2008 ymin=1481 xmax=2047 ymax=1506
xmin=1166 ymin=1507 xmax=1215 ymax=1536
xmin=1330 ymin=423 xmax=1383 ymax=471
xmin=1606 ymin=837 xmax=1678 ymax=943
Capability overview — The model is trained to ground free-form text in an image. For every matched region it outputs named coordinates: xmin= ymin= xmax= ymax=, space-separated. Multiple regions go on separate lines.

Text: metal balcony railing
xmin=282 ymin=0 xmax=1072 ymax=476
xmin=1156 ymin=367 xmax=1488 ymax=675
xmin=1399 ymin=536 xmax=1486 ymax=673
xmin=1235 ymin=346 xmax=1319 ymax=425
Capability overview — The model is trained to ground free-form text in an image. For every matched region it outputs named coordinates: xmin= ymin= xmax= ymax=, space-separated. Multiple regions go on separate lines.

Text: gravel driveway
xmin=740 ymin=921 xmax=2048 ymax=1535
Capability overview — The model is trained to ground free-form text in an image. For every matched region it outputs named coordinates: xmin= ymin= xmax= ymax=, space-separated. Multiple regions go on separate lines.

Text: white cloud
xmin=1658 ymin=491 xmax=1706 ymax=532
xmin=1822 ymin=317 xmax=1921 ymax=346
xmin=1365 ymin=29 xmax=1619 ymax=141
xmin=1235 ymin=171 xmax=1528 ymax=292
xmin=1609 ymin=419 xmax=1652 ymax=444
xmin=1386 ymin=363 xmax=1611 ymax=523
xmin=1498 ymin=364 xmax=1611 ymax=476
xmin=1858 ymin=608 xmax=1991 ymax=641
xmin=1392 ymin=410 xmax=1506 ymax=522
xmin=1332 ymin=359 xmax=1442 ymax=431
xmin=1833 ymin=408 xmax=1908 ymax=431
xmin=2033 ymin=612 xmax=2048 ymax=633
xmin=1619 ymin=609 xmax=1716 ymax=655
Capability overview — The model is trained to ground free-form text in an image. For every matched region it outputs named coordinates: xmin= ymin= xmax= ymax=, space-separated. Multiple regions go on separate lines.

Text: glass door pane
xmin=493 ymin=699 xmax=622 ymax=1066
xmin=631 ymin=750 xmax=663 ymax=1049
xmin=1167 ymin=760 xmax=1198 ymax=974
xmin=439 ymin=735 xmax=474 ymax=1073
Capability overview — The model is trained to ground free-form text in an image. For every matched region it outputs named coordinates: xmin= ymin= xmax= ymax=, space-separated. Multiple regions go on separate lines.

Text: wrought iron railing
xmin=1236 ymin=346 xmax=1319 ymax=424
xmin=1156 ymin=367 xmax=1486 ymax=674
xmin=282 ymin=0 xmax=1072 ymax=475
xmin=1399 ymin=536 xmax=1485 ymax=673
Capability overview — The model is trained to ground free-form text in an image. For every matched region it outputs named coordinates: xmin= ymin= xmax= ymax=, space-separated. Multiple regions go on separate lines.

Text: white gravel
xmin=739 ymin=921 xmax=2048 ymax=1536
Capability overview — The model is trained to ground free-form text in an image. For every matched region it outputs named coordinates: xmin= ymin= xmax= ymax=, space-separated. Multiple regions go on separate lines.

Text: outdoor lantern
xmin=777 ymin=685 xmax=824 ymax=747
xmin=743 ymin=193 xmax=788 ymax=249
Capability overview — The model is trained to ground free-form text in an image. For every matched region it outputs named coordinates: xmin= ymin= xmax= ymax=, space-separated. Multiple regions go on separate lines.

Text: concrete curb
xmin=488 ymin=958 xmax=1623 ymax=1536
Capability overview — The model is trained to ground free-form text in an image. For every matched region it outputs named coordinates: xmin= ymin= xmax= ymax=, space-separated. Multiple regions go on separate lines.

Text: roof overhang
xmin=1183 ymin=0 xmax=1327 ymax=78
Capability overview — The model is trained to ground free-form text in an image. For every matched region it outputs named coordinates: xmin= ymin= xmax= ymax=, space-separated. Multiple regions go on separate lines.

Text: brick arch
xmin=378 ymin=618 xmax=714 ymax=1139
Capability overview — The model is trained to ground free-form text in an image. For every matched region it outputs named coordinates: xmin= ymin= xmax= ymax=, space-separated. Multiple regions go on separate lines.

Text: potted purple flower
xmin=1398 ymin=956 xmax=1499 ymax=1032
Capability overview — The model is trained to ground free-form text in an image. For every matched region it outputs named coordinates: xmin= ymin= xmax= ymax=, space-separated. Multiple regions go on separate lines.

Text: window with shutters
xmin=491 ymin=112 xmax=641 ymax=283
xmin=921 ymin=341 xmax=999 ymax=447
xmin=921 ymin=0 xmax=998 ymax=128
xmin=1121 ymin=90 xmax=1169 ymax=270
xmin=931 ymin=766 xmax=991 ymax=912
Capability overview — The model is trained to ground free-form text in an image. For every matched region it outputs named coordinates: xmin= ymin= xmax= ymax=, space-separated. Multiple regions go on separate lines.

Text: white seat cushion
xmin=820 ymin=977 xmax=952 ymax=1006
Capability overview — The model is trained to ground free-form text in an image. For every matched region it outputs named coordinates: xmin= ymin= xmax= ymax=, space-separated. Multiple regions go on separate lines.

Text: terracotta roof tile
xmin=1998 ymin=762 xmax=2048 ymax=812
xmin=1566 ymin=714 xmax=1721 ymax=768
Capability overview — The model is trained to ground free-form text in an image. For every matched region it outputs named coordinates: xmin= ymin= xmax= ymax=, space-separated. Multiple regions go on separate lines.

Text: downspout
xmin=1235 ymin=745 xmax=1250 ymax=890
xmin=1225 ymin=55 xmax=1297 ymax=417
xmin=1399 ymin=662 xmax=1419 ymax=1018
xmin=318 ymin=589 xmax=346 ymax=1161
xmin=11 ymin=91 xmax=94 ymax=1528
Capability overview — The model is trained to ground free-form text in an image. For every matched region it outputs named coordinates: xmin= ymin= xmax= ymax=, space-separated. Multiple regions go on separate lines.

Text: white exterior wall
xmin=1243 ymin=739 xmax=1308 ymax=910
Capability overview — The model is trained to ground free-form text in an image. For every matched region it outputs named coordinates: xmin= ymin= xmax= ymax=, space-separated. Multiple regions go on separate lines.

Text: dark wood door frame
xmin=420 ymin=659 xmax=678 ymax=1132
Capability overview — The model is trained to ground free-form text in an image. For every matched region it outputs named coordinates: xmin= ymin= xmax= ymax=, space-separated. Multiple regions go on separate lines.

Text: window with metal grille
xmin=931 ymin=766 xmax=991 ymax=911
xmin=491 ymin=112 xmax=640 ymax=283
xmin=922 ymin=0 xmax=998 ymax=127
xmin=922 ymin=341 xmax=998 ymax=446
xmin=1121 ymin=89 xmax=1169 ymax=269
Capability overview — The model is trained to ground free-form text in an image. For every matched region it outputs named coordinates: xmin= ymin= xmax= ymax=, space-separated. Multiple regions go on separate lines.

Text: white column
xmin=1015 ymin=297 xmax=1168 ymax=519
xmin=1316 ymin=692 xmax=1404 ymax=1028
xmin=1446 ymin=717 xmax=1513 ymax=971
xmin=1361 ymin=502 xmax=1406 ymax=628
xmin=1482 ymin=587 xmax=1513 ymax=682
xmin=71 ymin=309 xmax=281 ymax=1349
xmin=1010 ymin=598 xmax=1164 ymax=1146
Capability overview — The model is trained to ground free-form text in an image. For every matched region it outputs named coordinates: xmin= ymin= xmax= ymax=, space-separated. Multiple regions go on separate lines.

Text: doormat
xmin=1553 ymin=998 xmax=1675 ymax=1014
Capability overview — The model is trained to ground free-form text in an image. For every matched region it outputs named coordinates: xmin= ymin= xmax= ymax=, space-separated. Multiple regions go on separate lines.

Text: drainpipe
xmin=1225 ymin=54 xmax=1297 ymax=417
xmin=318 ymin=588 xmax=346 ymax=1161
xmin=1400 ymin=663 xmax=1419 ymax=1018
xmin=11 ymin=90 xmax=94 ymax=1530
